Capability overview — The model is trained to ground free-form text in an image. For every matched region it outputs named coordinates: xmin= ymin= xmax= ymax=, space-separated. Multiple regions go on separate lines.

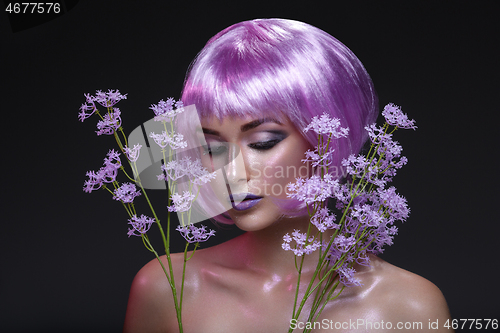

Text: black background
xmin=1 ymin=1 xmax=498 ymax=332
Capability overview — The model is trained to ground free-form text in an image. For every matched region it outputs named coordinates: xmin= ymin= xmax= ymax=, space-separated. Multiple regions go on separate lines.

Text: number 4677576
xmin=5 ymin=3 xmax=61 ymax=14
xmin=444 ymin=318 xmax=498 ymax=330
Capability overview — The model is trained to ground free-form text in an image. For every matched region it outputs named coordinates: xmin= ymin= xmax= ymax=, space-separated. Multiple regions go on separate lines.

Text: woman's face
xmin=197 ymin=114 xmax=313 ymax=231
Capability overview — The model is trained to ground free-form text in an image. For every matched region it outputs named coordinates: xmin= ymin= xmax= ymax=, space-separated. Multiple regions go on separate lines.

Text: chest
xmin=180 ymin=284 xmax=297 ymax=332
xmin=163 ymin=261 xmax=380 ymax=332
xmin=174 ymin=280 xmax=371 ymax=333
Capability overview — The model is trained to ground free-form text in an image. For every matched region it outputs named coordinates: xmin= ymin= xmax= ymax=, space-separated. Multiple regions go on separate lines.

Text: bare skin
xmin=123 ymin=116 xmax=452 ymax=332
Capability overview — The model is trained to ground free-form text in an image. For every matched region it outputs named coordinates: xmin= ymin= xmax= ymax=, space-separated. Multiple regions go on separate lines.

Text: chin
xmin=230 ymin=213 xmax=268 ymax=232
xmin=228 ymin=199 xmax=280 ymax=232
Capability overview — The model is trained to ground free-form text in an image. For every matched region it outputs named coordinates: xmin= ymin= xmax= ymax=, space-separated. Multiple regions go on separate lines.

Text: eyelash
xmin=248 ymin=139 xmax=281 ymax=150
xmin=202 ymin=145 xmax=227 ymax=156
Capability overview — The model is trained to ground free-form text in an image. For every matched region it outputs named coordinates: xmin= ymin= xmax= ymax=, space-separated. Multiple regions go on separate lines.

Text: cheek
xmin=247 ymin=139 xmax=312 ymax=198
xmin=198 ymin=154 xmax=228 ymax=201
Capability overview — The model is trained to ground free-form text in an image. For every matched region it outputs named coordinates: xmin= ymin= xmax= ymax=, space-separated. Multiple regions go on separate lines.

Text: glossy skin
xmin=123 ymin=116 xmax=452 ymax=332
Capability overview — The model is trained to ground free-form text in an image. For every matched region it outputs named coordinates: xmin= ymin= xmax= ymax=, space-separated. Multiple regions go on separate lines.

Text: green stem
xmin=120 ymin=166 xmax=137 ymax=182
xmin=145 ymin=235 xmax=183 ymax=333
xmin=179 ymin=241 xmax=199 ymax=326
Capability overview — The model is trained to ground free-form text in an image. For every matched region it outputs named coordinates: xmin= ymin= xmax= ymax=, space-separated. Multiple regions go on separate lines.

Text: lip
xmin=229 ymin=193 xmax=263 ymax=211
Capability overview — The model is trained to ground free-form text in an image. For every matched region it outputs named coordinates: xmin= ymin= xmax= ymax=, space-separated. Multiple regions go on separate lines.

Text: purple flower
xmin=161 ymin=159 xmax=187 ymax=181
xmin=341 ymin=154 xmax=382 ymax=186
xmin=333 ymin=183 xmax=352 ymax=209
xmin=96 ymin=108 xmax=122 ymax=135
xmin=83 ymin=170 xmax=103 ymax=193
xmin=310 ymin=207 xmax=338 ymax=232
xmin=161 ymin=157 xmax=216 ymax=185
xmin=94 ymin=89 xmax=128 ymax=107
xmin=282 ymin=104 xmax=415 ymax=293
xmin=337 ymin=263 xmax=362 ymax=287
xmin=150 ymin=98 xmax=185 ymax=122
xmin=348 ymin=203 xmax=385 ymax=228
xmin=78 ymin=89 xmax=127 ymax=124
xmin=83 ymin=149 xmax=122 ymax=193
xmin=287 ymin=174 xmax=339 ymax=205
xmin=382 ymin=103 xmax=417 ymax=130
xmin=168 ymin=191 xmax=196 ymax=212
xmin=113 ymin=183 xmax=141 ymax=203
xmin=124 ymin=144 xmax=142 ymax=162
xmin=377 ymin=136 xmax=402 ymax=159
xmin=375 ymin=186 xmax=410 ymax=221
xmin=176 ymin=224 xmax=216 ymax=243
xmin=303 ymin=113 xmax=349 ymax=138
xmin=78 ymin=93 xmax=97 ymax=122
xmin=333 ymin=235 xmax=356 ymax=253
xmin=301 ymin=144 xmax=336 ymax=168
xmin=371 ymin=224 xmax=395 ymax=253
xmin=175 ymin=100 xmax=184 ymax=110
xmin=342 ymin=124 xmax=408 ymax=187
xmin=150 ymin=97 xmax=174 ymax=115
xmin=364 ymin=123 xmax=392 ymax=145
xmin=356 ymin=251 xmax=372 ymax=267
xmin=104 ymin=149 xmax=121 ymax=165
xmin=364 ymin=123 xmax=407 ymax=181
xmin=127 ymin=214 xmax=155 ymax=237
xmin=149 ymin=131 xmax=187 ymax=150
xmin=282 ymin=229 xmax=321 ymax=256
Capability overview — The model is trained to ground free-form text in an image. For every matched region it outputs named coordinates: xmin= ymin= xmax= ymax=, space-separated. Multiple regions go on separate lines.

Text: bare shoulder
xmin=122 ymin=244 xmax=225 ymax=333
xmin=318 ymin=256 xmax=452 ymax=332
xmin=368 ymin=256 xmax=452 ymax=329
xmin=123 ymin=254 xmax=185 ymax=333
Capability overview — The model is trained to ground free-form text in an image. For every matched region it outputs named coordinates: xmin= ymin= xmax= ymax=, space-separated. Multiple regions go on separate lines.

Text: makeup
xmin=229 ymin=193 xmax=263 ymax=211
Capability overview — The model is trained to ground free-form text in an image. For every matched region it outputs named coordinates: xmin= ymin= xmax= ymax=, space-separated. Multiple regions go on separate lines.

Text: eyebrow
xmin=199 ymin=118 xmax=282 ymax=136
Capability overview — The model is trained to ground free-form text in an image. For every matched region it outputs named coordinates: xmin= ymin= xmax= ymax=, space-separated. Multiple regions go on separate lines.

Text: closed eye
xmin=248 ymin=139 xmax=282 ymax=150
xmin=202 ymin=143 xmax=228 ymax=156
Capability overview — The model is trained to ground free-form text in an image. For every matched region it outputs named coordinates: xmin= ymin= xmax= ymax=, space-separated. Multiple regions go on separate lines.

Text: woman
xmin=124 ymin=19 xmax=451 ymax=332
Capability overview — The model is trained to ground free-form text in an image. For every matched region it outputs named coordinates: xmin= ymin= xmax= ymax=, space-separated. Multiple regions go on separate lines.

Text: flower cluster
xmin=382 ymin=103 xmax=417 ymax=130
xmin=94 ymin=89 xmax=128 ymax=107
xmin=78 ymin=89 xmax=127 ymax=138
xmin=287 ymin=174 xmax=339 ymax=205
xmin=78 ymin=93 xmax=97 ymax=122
xmin=285 ymin=104 xmax=414 ymax=293
xmin=127 ymin=214 xmax=155 ymax=237
xmin=282 ymin=230 xmax=321 ymax=256
xmin=176 ymin=224 xmax=216 ymax=243
xmin=81 ymin=92 xmax=216 ymax=241
xmin=81 ymin=91 xmax=218 ymax=333
xmin=301 ymin=144 xmax=336 ymax=168
xmin=341 ymin=122 xmax=408 ymax=188
xmin=310 ymin=207 xmax=338 ymax=232
xmin=303 ymin=113 xmax=350 ymax=138
xmin=159 ymin=156 xmax=216 ymax=185
xmin=113 ymin=182 xmax=142 ymax=203
xmin=149 ymin=131 xmax=187 ymax=150
xmin=83 ymin=149 xmax=121 ymax=193
xmin=96 ymin=107 xmax=122 ymax=136
xmin=124 ymin=144 xmax=142 ymax=163
xmin=150 ymin=98 xmax=184 ymax=122
xmin=317 ymin=169 xmax=410 ymax=280
xmin=78 ymin=89 xmax=127 ymax=122
xmin=168 ymin=191 xmax=196 ymax=213
xmin=336 ymin=264 xmax=362 ymax=286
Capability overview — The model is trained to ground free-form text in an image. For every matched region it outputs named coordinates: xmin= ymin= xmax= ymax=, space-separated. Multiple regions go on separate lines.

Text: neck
xmin=231 ymin=215 xmax=327 ymax=277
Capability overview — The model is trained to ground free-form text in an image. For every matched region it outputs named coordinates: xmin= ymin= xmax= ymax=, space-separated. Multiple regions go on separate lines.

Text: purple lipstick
xmin=229 ymin=193 xmax=263 ymax=211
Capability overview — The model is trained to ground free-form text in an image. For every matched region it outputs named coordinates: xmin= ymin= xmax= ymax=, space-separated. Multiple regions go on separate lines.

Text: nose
xmin=224 ymin=143 xmax=249 ymax=188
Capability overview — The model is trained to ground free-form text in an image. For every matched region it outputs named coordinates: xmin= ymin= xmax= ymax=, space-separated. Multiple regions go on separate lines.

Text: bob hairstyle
xmin=179 ymin=18 xmax=378 ymax=224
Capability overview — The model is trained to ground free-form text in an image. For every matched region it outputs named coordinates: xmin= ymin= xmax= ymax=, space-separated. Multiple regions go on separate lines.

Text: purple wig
xmin=180 ymin=18 xmax=378 ymax=223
